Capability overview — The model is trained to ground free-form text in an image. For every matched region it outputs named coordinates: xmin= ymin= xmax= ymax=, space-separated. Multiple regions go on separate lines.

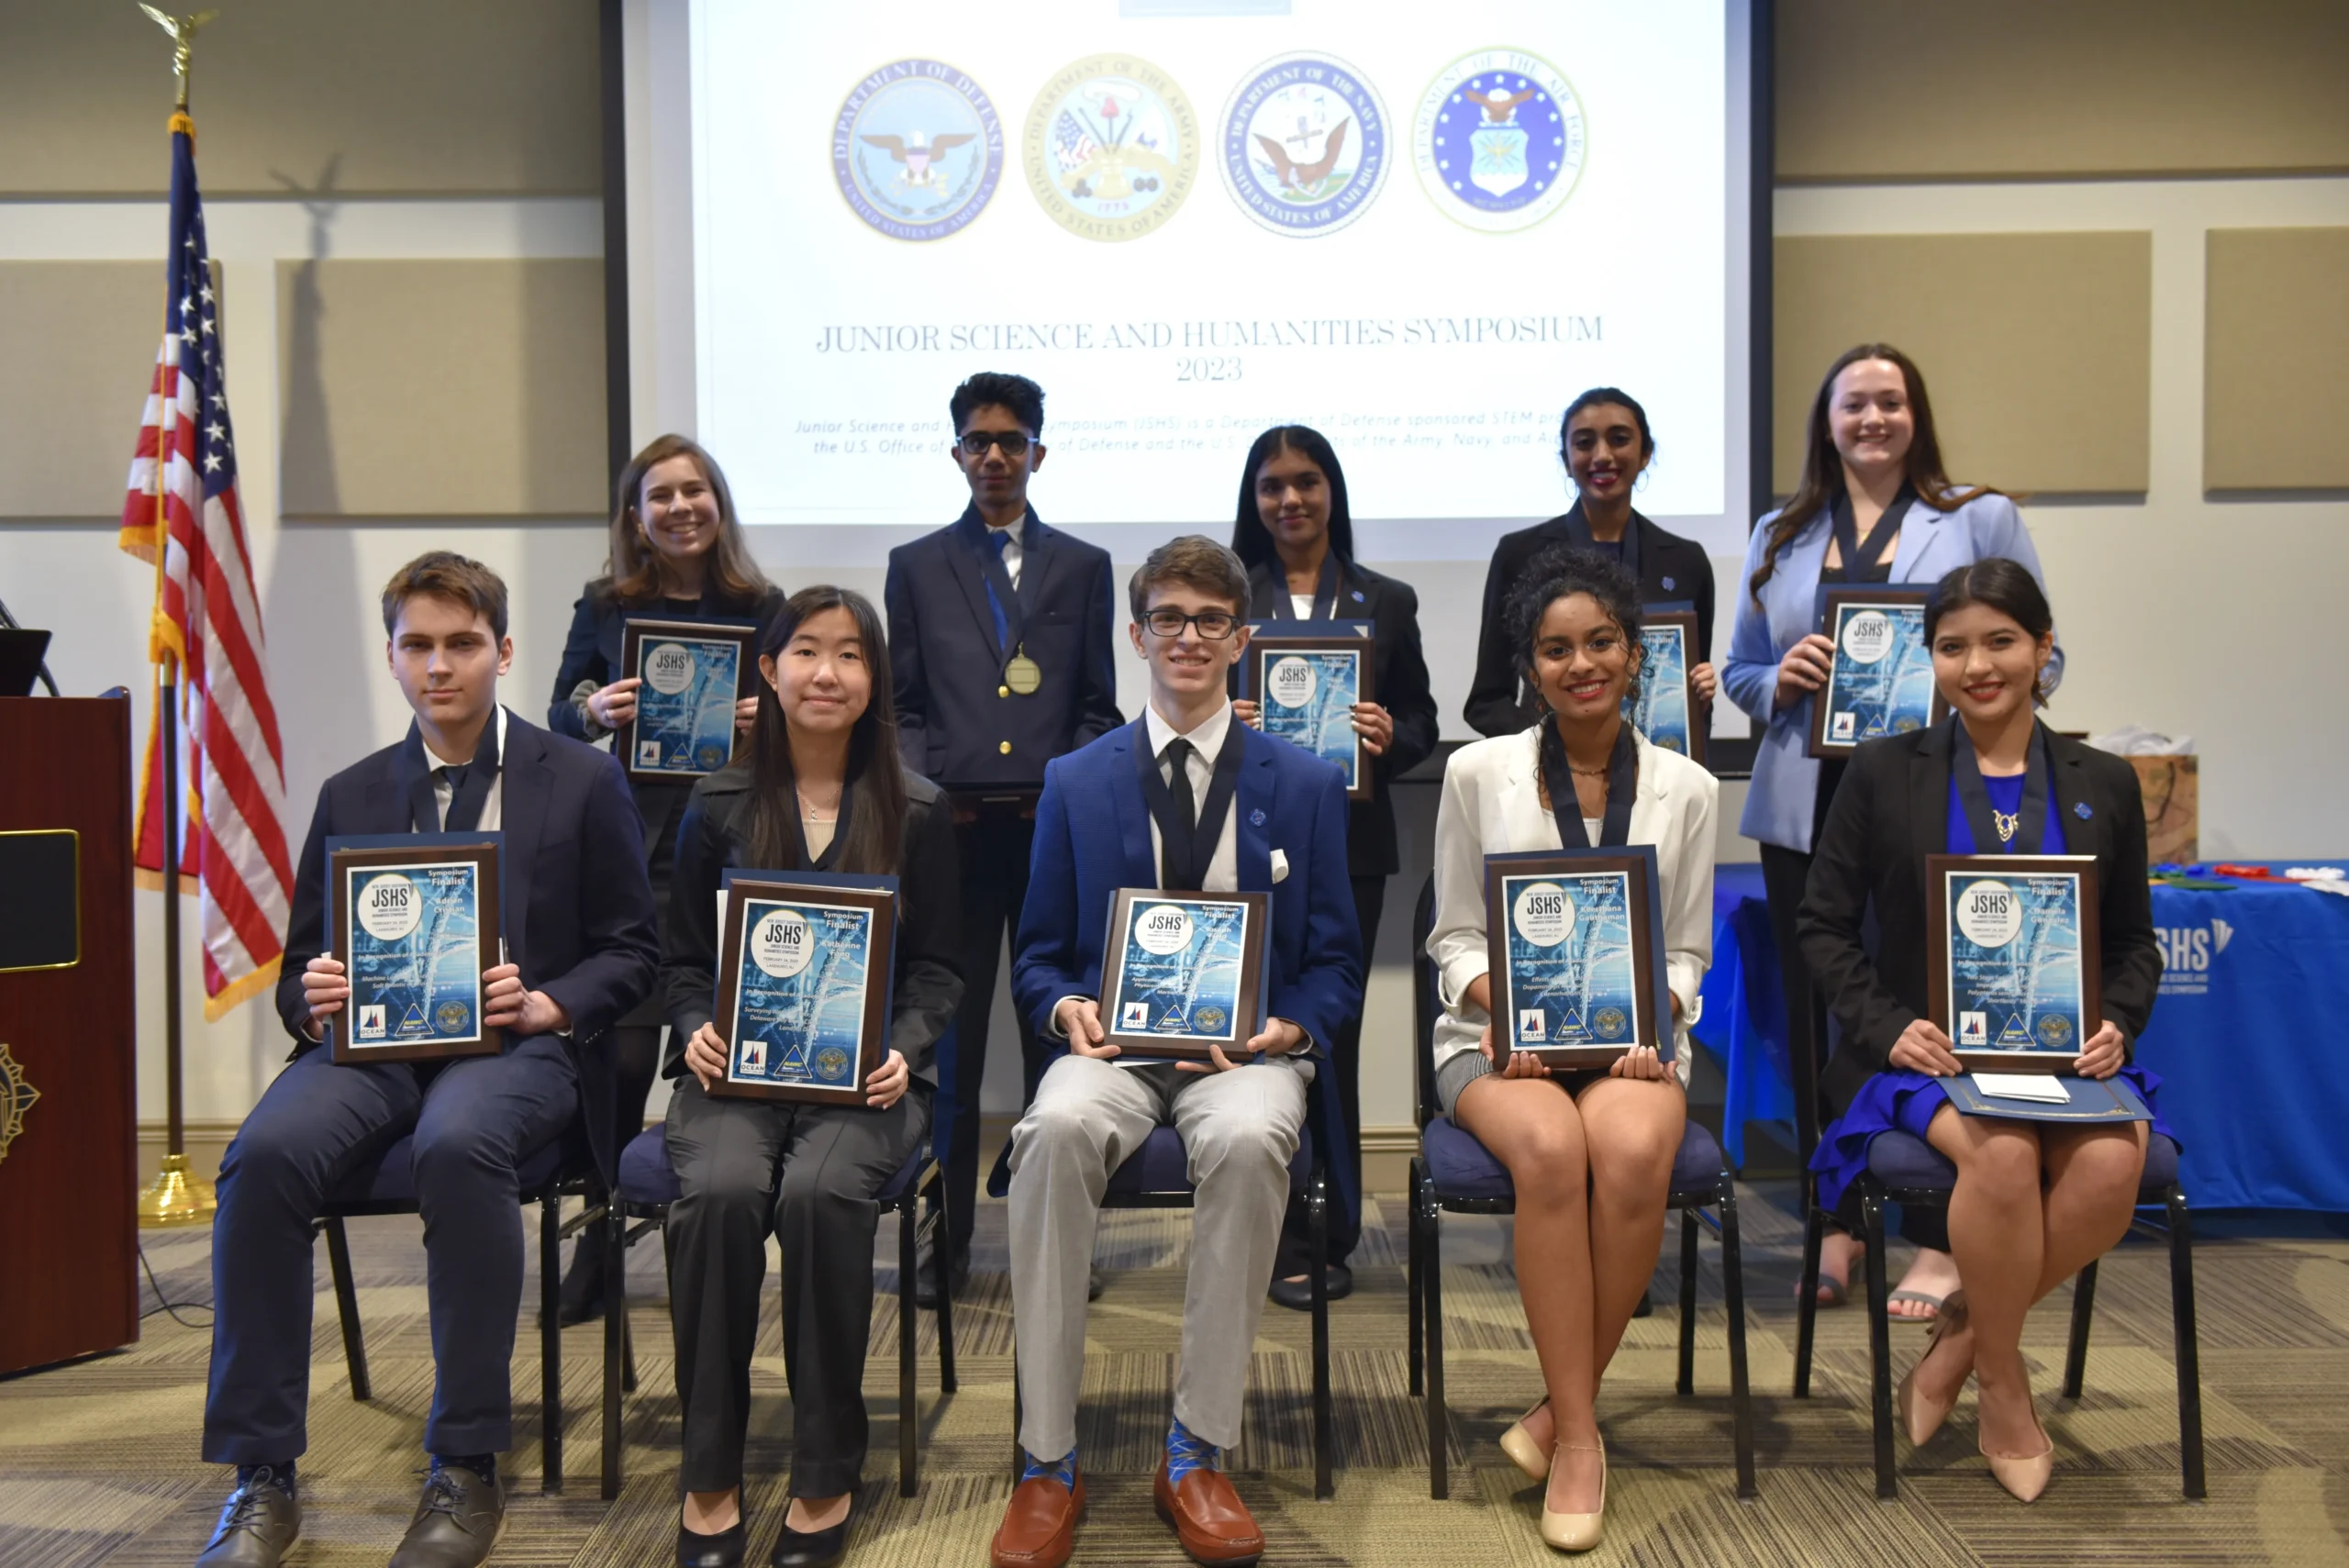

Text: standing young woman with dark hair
xmin=1426 ymin=547 xmax=1716 ymax=1551
xmin=1720 ymin=345 xmax=2062 ymax=1318
xmin=546 ymin=434 xmax=787 ymax=1321
xmin=1227 ymin=423 xmax=1440 ymax=1307
xmin=1799 ymin=559 xmax=2165 ymax=1502
xmin=662 ymin=586 xmax=962 ymax=1568
xmin=1465 ymin=388 xmax=1717 ymax=737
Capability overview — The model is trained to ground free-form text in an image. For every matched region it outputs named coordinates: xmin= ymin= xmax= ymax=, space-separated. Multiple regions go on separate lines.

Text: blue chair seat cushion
xmin=1421 ymin=1115 xmax=1726 ymax=1206
xmin=1866 ymin=1129 xmax=2180 ymax=1194
xmin=617 ymin=1125 xmax=924 ymax=1211
xmin=326 ymin=1132 xmax=563 ymax=1208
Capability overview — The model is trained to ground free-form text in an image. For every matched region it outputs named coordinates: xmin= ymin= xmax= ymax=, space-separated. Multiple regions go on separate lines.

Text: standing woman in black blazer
xmin=663 ymin=586 xmax=961 ymax=1567
xmin=1228 ymin=423 xmax=1440 ymax=1307
xmin=545 ymin=434 xmax=786 ymax=1320
xmin=1798 ymin=560 xmax=2168 ymax=1503
xmin=1465 ymin=388 xmax=1716 ymax=737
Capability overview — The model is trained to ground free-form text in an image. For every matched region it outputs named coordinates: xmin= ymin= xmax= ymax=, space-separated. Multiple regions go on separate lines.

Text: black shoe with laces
xmin=195 ymin=1468 xmax=301 ymax=1568
xmin=388 ymin=1460 xmax=506 ymax=1568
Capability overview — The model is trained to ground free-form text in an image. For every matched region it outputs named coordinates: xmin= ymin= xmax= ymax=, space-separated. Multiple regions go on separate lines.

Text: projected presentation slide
xmin=692 ymin=0 xmax=1728 ymax=527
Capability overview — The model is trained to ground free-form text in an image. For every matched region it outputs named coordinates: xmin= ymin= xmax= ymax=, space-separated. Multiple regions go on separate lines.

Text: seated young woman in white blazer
xmin=1425 ymin=546 xmax=1718 ymax=1553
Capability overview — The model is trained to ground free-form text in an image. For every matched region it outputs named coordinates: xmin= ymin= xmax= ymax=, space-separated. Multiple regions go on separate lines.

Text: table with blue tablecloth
xmin=1689 ymin=861 xmax=2349 ymax=1212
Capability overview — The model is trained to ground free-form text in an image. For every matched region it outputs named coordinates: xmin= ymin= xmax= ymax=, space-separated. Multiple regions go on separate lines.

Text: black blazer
xmin=1464 ymin=504 xmax=1717 ymax=738
xmin=546 ymin=580 xmax=790 ymax=881
xmin=1242 ymin=557 xmax=1440 ymax=877
xmin=661 ymin=764 xmax=963 ymax=1085
xmin=276 ymin=709 xmax=661 ymax=1181
xmin=884 ymin=506 xmax=1124 ymax=787
xmin=1798 ymin=722 xmax=2163 ymax=1116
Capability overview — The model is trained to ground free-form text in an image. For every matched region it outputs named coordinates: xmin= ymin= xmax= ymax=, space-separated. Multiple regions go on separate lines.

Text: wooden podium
xmin=0 ymin=696 xmax=139 ymax=1373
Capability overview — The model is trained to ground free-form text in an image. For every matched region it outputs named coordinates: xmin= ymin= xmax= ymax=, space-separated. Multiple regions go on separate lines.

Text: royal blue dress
xmin=1810 ymin=771 xmax=2174 ymax=1207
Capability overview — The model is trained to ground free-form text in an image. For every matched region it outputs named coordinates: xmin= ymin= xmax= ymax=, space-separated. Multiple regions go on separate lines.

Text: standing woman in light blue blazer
xmin=1721 ymin=343 xmax=2062 ymax=1318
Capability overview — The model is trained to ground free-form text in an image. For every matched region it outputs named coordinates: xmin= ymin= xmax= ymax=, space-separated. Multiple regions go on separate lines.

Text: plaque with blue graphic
xmin=1927 ymin=854 xmax=2104 ymax=1074
xmin=1625 ymin=611 xmax=1705 ymax=767
xmin=1100 ymin=888 xmax=1271 ymax=1062
xmin=617 ymin=617 xmax=759 ymax=781
xmin=326 ymin=836 xmax=503 ymax=1064
xmin=1808 ymin=588 xmax=1943 ymax=759
xmin=1242 ymin=624 xmax=1375 ymax=800
xmin=1484 ymin=848 xmax=1673 ymax=1071
xmin=712 ymin=873 xmax=896 ymax=1105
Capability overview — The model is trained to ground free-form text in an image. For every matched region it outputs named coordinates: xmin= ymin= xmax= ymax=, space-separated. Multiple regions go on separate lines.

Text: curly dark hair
xmin=1504 ymin=545 xmax=1646 ymax=713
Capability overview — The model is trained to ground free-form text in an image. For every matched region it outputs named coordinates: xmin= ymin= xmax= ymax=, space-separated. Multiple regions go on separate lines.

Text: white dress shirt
xmin=1141 ymin=697 xmax=1239 ymax=893
xmin=985 ymin=513 xmax=1025 ymax=589
xmin=424 ymin=705 xmax=507 ymax=831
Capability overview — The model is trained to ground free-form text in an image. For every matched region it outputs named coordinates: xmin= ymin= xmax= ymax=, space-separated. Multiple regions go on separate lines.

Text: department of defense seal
xmin=2036 ymin=1015 xmax=2074 ymax=1049
xmin=1413 ymin=48 xmax=1587 ymax=233
xmin=436 ymin=1001 xmax=470 ymax=1034
xmin=1025 ymin=54 xmax=1199 ymax=241
xmin=815 ymin=1046 xmax=852 ymax=1082
xmin=832 ymin=58 xmax=1003 ymax=241
xmin=1194 ymin=1006 xmax=1227 ymax=1034
xmin=1219 ymin=52 xmax=1389 ymax=237
xmin=696 ymin=741 xmax=730 ymax=771
xmin=1593 ymin=1006 xmax=1628 ymax=1040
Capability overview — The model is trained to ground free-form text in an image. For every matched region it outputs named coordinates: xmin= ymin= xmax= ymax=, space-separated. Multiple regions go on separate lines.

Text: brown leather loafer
xmin=1152 ymin=1459 xmax=1264 ymax=1566
xmin=989 ymin=1465 xmax=1085 ymax=1568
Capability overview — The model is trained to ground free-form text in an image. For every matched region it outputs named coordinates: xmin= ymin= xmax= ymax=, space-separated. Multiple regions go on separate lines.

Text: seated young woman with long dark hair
xmin=1799 ymin=558 xmax=2167 ymax=1503
xmin=661 ymin=586 xmax=962 ymax=1568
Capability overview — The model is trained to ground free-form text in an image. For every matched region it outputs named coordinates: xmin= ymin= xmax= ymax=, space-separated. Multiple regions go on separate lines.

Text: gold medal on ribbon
xmin=1004 ymin=649 xmax=1042 ymax=695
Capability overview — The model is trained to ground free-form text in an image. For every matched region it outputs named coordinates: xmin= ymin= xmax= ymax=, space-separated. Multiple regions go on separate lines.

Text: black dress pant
xmin=664 ymin=1075 xmax=930 ymax=1497
xmin=203 ymin=1035 xmax=579 ymax=1462
xmin=940 ymin=813 xmax=1049 ymax=1261
xmin=1272 ymin=871 xmax=1382 ymax=1275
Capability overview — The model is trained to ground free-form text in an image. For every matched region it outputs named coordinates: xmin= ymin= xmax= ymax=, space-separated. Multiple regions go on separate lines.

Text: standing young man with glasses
xmin=989 ymin=537 xmax=1361 ymax=1568
xmin=885 ymin=372 xmax=1124 ymax=1306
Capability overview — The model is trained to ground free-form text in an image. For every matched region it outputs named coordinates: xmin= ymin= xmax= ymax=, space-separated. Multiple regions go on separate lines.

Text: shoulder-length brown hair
xmin=1748 ymin=343 xmax=2001 ymax=603
xmin=601 ymin=434 xmax=773 ymax=609
xmin=739 ymin=585 xmax=910 ymax=882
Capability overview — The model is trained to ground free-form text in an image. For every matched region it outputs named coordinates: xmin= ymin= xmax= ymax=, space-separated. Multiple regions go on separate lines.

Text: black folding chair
xmin=596 ymin=1126 xmax=957 ymax=1500
xmin=1405 ymin=873 xmax=1756 ymax=1500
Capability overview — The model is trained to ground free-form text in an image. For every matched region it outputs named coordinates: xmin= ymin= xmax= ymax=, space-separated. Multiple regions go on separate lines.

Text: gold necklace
xmin=1993 ymin=807 xmax=2020 ymax=843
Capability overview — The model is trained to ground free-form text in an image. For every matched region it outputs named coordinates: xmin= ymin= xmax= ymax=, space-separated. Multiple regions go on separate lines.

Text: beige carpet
xmin=5 ymin=1184 xmax=2348 ymax=1566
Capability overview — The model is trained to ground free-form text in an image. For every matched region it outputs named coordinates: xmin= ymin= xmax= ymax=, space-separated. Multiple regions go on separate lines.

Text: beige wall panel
xmin=276 ymin=260 xmax=606 ymax=517
xmin=0 ymin=262 xmax=182 ymax=518
xmin=1773 ymin=233 xmax=2150 ymax=497
xmin=2205 ymin=228 xmax=2349 ymax=491
xmin=0 ymin=1 xmax=598 ymax=197
xmin=1778 ymin=1 xmax=2349 ymax=182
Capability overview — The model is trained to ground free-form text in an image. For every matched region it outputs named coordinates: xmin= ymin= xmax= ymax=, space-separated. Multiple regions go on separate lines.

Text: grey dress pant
xmin=663 ymin=1075 xmax=930 ymax=1498
xmin=1008 ymin=1053 xmax=1310 ymax=1462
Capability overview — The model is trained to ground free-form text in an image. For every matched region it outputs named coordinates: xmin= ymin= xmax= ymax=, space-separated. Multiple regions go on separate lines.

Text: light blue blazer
xmin=1720 ymin=490 xmax=2063 ymax=854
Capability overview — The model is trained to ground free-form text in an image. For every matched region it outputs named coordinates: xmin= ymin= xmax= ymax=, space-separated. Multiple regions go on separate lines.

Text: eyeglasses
xmin=957 ymin=430 xmax=1034 ymax=457
xmin=1141 ymin=608 xmax=1241 ymax=640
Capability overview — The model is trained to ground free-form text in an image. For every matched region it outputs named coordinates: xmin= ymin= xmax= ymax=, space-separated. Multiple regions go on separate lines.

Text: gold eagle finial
xmin=139 ymin=5 xmax=220 ymax=112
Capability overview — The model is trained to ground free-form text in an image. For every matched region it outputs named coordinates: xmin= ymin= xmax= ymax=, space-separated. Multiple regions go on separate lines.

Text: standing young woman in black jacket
xmin=1798 ymin=560 xmax=2167 ymax=1503
xmin=662 ymin=586 xmax=962 ymax=1567
xmin=1227 ymin=423 xmax=1440 ymax=1307
xmin=545 ymin=434 xmax=787 ymax=1320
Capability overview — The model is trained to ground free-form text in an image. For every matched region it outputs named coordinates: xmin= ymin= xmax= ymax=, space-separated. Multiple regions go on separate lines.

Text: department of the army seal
xmin=1218 ymin=51 xmax=1390 ymax=237
xmin=832 ymin=58 xmax=1004 ymax=241
xmin=1413 ymin=48 xmax=1587 ymax=233
xmin=1025 ymin=54 xmax=1200 ymax=241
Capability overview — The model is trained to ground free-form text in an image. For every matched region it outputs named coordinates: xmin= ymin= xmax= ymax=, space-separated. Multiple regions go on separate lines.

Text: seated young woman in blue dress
xmin=1798 ymin=558 xmax=2167 ymax=1503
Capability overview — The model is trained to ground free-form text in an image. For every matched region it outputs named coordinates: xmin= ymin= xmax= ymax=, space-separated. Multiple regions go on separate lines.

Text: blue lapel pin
xmin=1250 ymin=807 xmax=1266 ymax=827
xmin=2074 ymin=802 xmax=2092 ymax=820
xmin=1662 ymin=576 xmax=1675 ymax=591
xmin=1352 ymin=589 xmax=1364 ymax=602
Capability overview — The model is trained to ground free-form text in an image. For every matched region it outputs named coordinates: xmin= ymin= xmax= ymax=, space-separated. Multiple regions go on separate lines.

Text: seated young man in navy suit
xmin=196 ymin=552 xmax=657 ymax=1568
xmin=990 ymin=537 xmax=1362 ymax=1568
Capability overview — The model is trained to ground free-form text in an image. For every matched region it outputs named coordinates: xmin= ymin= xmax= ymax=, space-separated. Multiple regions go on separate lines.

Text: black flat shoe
xmin=911 ymin=1238 xmax=970 ymax=1310
xmin=677 ymin=1518 xmax=745 ymax=1568
xmin=553 ymin=1225 xmax=608 ymax=1327
xmin=769 ymin=1515 xmax=849 ymax=1568
xmin=1267 ymin=1262 xmax=1353 ymax=1312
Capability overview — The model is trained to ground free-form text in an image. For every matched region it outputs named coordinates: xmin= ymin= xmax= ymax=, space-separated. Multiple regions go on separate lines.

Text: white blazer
xmin=1425 ymin=727 xmax=1718 ymax=1085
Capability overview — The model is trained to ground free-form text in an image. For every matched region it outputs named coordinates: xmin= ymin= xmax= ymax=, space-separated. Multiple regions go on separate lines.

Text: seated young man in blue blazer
xmin=990 ymin=537 xmax=1363 ymax=1568
xmin=196 ymin=552 xmax=657 ymax=1568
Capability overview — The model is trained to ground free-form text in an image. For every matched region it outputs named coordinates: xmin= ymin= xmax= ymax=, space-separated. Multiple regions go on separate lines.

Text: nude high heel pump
xmin=1894 ymin=1289 xmax=1970 ymax=1447
xmin=1983 ymin=1411 xmax=2055 ymax=1504
xmin=1498 ymin=1398 xmax=1551 ymax=1481
xmin=1539 ymin=1440 xmax=1606 ymax=1551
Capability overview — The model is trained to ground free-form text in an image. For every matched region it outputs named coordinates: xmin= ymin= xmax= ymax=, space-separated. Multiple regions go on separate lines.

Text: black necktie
xmin=1161 ymin=738 xmax=1198 ymax=888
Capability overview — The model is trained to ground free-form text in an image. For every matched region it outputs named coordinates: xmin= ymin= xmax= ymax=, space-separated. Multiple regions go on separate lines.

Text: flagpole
xmin=136 ymin=3 xmax=219 ymax=1229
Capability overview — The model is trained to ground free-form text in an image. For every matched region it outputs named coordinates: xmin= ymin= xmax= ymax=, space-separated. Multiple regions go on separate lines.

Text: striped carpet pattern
xmin=4 ymin=1184 xmax=2347 ymax=1566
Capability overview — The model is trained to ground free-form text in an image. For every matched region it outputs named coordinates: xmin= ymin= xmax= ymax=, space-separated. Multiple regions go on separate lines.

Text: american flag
xmin=118 ymin=112 xmax=294 ymax=1020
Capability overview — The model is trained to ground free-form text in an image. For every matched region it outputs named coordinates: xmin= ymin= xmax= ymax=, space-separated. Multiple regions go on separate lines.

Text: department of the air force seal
xmin=1219 ymin=52 xmax=1389 ymax=237
xmin=1025 ymin=54 xmax=1199 ymax=241
xmin=1414 ymin=48 xmax=1586 ymax=233
xmin=832 ymin=58 xmax=1003 ymax=241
